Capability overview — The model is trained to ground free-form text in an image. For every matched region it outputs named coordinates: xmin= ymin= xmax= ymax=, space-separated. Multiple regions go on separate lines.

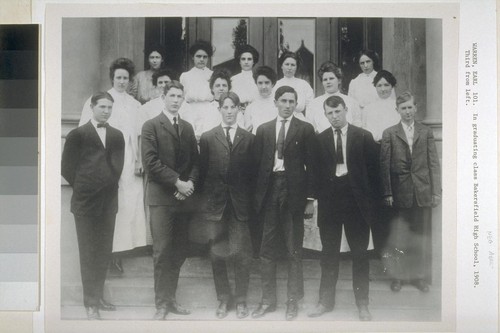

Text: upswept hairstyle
xmin=278 ymin=51 xmax=302 ymax=71
xmin=253 ymin=66 xmax=277 ymax=85
xmin=109 ymin=58 xmax=135 ymax=83
xmin=318 ymin=61 xmax=343 ymax=82
xmin=373 ymin=70 xmax=397 ymax=87
xmin=209 ymin=69 xmax=232 ymax=91
xmin=355 ymin=49 xmax=380 ymax=71
xmin=189 ymin=40 xmax=214 ymax=58
xmin=234 ymin=44 xmax=260 ymax=65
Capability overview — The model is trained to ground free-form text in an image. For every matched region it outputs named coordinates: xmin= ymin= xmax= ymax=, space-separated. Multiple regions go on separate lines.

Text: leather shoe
xmin=390 ymin=279 xmax=402 ymax=292
xmin=412 ymin=279 xmax=430 ymax=292
xmin=153 ymin=308 xmax=168 ymax=320
xmin=216 ymin=300 xmax=230 ymax=319
xmin=98 ymin=298 xmax=116 ymax=311
xmin=167 ymin=301 xmax=191 ymax=315
xmin=236 ymin=302 xmax=249 ymax=319
xmin=308 ymin=303 xmax=333 ymax=318
xmin=251 ymin=303 xmax=276 ymax=318
xmin=358 ymin=305 xmax=372 ymax=321
xmin=85 ymin=306 xmax=101 ymax=320
xmin=285 ymin=300 xmax=298 ymax=321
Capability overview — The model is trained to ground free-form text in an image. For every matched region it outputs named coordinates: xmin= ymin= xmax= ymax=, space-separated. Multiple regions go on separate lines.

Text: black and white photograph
xmin=58 ymin=13 xmax=444 ymax=323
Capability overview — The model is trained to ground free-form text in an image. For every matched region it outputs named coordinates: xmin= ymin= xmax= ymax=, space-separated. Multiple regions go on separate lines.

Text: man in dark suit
xmin=308 ymin=95 xmax=378 ymax=321
xmin=61 ymin=92 xmax=125 ymax=320
xmin=141 ymin=81 xmax=199 ymax=320
xmin=251 ymin=86 xmax=317 ymax=321
xmin=198 ymin=92 xmax=254 ymax=319
xmin=380 ymin=91 xmax=441 ymax=293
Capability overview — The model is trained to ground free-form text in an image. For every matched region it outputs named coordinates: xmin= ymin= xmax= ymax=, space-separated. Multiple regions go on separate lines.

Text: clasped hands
xmin=174 ymin=179 xmax=195 ymax=201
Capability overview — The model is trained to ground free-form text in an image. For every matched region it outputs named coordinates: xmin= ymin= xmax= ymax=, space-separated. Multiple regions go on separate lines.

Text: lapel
xmin=394 ymin=122 xmax=409 ymax=147
xmin=346 ymin=124 xmax=354 ymax=165
xmin=412 ymin=121 xmax=422 ymax=146
xmin=232 ymin=126 xmax=245 ymax=151
xmin=268 ymin=118 xmax=277 ymax=154
xmin=325 ymin=127 xmax=336 ymax=166
xmin=284 ymin=116 xmax=298 ymax=152
xmin=158 ymin=112 xmax=179 ymax=139
xmin=177 ymin=114 xmax=184 ymax=138
xmin=86 ymin=121 xmax=105 ymax=150
xmin=215 ymin=125 xmax=230 ymax=151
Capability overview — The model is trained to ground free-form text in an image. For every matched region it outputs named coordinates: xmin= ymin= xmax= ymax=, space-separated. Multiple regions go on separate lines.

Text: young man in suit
xmin=198 ymin=92 xmax=255 ymax=319
xmin=309 ymin=95 xmax=378 ymax=321
xmin=61 ymin=92 xmax=125 ymax=320
xmin=380 ymin=91 xmax=441 ymax=292
xmin=252 ymin=86 xmax=317 ymax=321
xmin=141 ymin=81 xmax=199 ymax=320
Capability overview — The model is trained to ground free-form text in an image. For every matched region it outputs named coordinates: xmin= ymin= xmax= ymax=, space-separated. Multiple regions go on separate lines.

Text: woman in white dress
xmin=129 ymin=44 xmax=166 ymax=105
xmin=179 ymin=40 xmax=215 ymax=141
xmin=306 ymin=61 xmax=362 ymax=133
xmin=364 ymin=70 xmax=400 ymax=142
xmin=230 ymin=44 xmax=259 ymax=112
xmin=348 ymin=49 xmax=383 ymax=127
xmin=273 ymin=51 xmax=314 ymax=121
xmin=243 ymin=65 xmax=278 ymax=134
xmin=79 ymin=58 xmax=147 ymax=271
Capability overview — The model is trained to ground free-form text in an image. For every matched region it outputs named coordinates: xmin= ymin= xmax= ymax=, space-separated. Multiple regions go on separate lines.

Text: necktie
xmin=224 ymin=126 xmax=233 ymax=151
xmin=335 ymin=128 xmax=344 ymax=164
xmin=277 ymin=119 xmax=287 ymax=159
xmin=97 ymin=122 xmax=109 ymax=128
xmin=173 ymin=116 xmax=179 ymax=137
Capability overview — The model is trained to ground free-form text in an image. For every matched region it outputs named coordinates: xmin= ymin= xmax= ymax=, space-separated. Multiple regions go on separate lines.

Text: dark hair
xmin=189 ymin=40 xmax=214 ymax=58
xmin=209 ymin=69 xmax=232 ymax=91
xmin=253 ymin=66 xmax=277 ymax=85
xmin=323 ymin=95 xmax=346 ymax=110
xmin=318 ymin=61 xmax=343 ymax=81
xmin=355 ymin=49 xmax=380 ymax=70
xmin=145 ymin=43 xmax=166 ymax=60
xmin=274 ymin=85 xmax=297 ymax=101
xmin=218 ymin=91 xmax=240 ymax=108
xmin=152 ymin=68 xmax=176 ymax=86
xmin=109 ymin=58 xmax=135 ymax=83
xmin=396 ymin=91 xmax=415 ymax=107
xmin=373 ymin=69 xmax=397 ymax=87
xmin=278 ymin=51 xmax=301 ymax=71
xmin=90 ymin=91 xmax=114 ymax=106
xmin=163 ymin=80 xmax=184 ymax=95
xmin=234 ymin=44 xmax=259 ymax=66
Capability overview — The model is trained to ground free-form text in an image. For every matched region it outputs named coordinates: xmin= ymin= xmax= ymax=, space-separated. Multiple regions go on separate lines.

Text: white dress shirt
xmin=91 ymin=118 xmax=107 ymax=148
xmin=401 ymin=121 xmax=415 ymax=153
xmin=221 ymin=122 xmax=238 ymax=143
xmin=162 ymin=109 xmax=179 ymax=126
xmin=273 ymin=115 xmax=293 ymax=172
xmin=333 ymin=124 xmax=348 ymax=177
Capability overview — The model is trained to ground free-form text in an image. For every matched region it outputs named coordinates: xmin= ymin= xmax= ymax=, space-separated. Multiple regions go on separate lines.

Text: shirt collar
xmin=162 ymin=109 xmax=179 ymax=123
xmin=90 ymin=118 xmax=105 ymax=129
xmin=333 ymin=123 xmax=348 ymax=135
xmin=221 ymin=122 xmax=238 ymax=130
xmin=401 ymin=121 xmax=415 ymax=130
xmin=277 ymin=114 xmax=294 ymax=122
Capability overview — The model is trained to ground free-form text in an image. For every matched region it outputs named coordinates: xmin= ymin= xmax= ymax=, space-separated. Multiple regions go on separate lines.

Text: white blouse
xmin=347 ymin=71 xmax=379 ymax=109
xmin=231 ymin=70 xmax=258 ymax=105
xmin=243 ymin=94 xmax=278 ymax=134
xmin=364 ymin=97 xmax=400 ymax=142
xmin=179 ymin=67 xmax=214 ymax=103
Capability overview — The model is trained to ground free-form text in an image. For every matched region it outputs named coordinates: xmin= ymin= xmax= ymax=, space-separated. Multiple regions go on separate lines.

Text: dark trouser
xmin=210 ymin=201 xmax=252 ymax=303
xmin=392 ymin=205 xmax=432 ymax=282
xmin=150 ymin=205 xmax=190 ymax=309
xmin=259 ymin=172 xmax=304 ymax=305
xmin=317 ymin=176 xmax=370 ymax=308
xmin=74 ymin=212 xmax=116 ymax=308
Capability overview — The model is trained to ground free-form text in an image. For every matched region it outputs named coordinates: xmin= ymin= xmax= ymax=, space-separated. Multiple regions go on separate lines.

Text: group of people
xmin=61 ymin=40 xmax=441 ymax=322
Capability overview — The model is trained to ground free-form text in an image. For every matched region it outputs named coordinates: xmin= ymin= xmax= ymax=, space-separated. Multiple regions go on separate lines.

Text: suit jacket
xmin=380 ymin=121 xmax=441 ymax=208
xmin=198 ymin=125 xmax=255 ymax=222
xmin=316 ymin=124 xmax=379 ymax=225
xmin=253 ymin=116 xmax=317 ymax=214
xmin=141 ymin=112 xmax=199 ymax=206
xmin=61 ymin=121 xmax=125 ymax=216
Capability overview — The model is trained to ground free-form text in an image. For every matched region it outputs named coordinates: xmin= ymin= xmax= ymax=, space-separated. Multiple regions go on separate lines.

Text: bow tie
xmin=97 ymin=123 xmax=109 ymax=128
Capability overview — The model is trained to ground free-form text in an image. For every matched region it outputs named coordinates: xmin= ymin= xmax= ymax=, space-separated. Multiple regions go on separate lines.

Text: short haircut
xmin=209 ymin=69 xmax=232 ymax=91
xmin=189 ymin=40 xmax=214 ymax=58
xmin=355 ymin=49 xmax=380 ymax=70
xmin=163 ymin=80 xmax=184 ymax=95
xmin=318 ymin=61 xmax=343 ymax=81
xmin=109 ymin=57 xmax=135 ymax=82
xmin=323 ymin=95 xmax=346 ymax=110
xmin=396 ymin=91 xmax=415 ymax=107
xmin=145 ymin=43 xmax=166 ymax=60
xmin=274 ymin=85 xmax=297 ymax=101
xmin=218 ymin=91 xmax=240 ymax=108
xmin=278 ymin=51 xmax=302 ymax=71
xmin=373 ymin=70 xmax=397 ymax=87
xmin=234 ymin=44 xmax=260 ymax=65
xmin=90 ymin=91 xmax=114 ymax=106
xmin=253 ymin=65 xmax=277 ymax=85
xmin=152 ymin=68 xmax=176 ymax=86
